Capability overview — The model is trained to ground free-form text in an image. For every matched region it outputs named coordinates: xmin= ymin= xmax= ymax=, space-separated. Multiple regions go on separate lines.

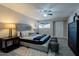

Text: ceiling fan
xmin=41 ymin=9 xmax=53 ymax=17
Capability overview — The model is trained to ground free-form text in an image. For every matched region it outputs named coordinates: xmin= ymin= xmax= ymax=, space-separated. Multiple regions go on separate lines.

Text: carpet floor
xmin=0 ymin=39 xmax=74 ymax=56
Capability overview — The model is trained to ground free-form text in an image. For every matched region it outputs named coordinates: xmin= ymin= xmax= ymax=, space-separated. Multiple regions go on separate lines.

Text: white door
xmin=55 ymin=21 xmax=64 ymax=38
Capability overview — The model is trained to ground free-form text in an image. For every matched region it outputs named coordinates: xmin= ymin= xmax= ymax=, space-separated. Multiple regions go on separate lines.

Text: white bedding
xmin=20 ymin=35 xmax=41 ymax=40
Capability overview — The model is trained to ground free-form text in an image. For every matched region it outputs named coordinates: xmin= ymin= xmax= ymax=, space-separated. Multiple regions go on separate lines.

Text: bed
xmin=20 ymin=34 xmax=51 ymax=53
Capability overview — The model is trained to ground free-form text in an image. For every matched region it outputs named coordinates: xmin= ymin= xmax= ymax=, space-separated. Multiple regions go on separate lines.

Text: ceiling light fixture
xmin=43 ymin=14 xmax=47 ymax=17
xmin=41 ymin=9 xmax=53 ymax=17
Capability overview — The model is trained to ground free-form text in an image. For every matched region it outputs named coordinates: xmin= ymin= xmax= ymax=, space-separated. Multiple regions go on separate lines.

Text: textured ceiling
xmin=1 ymin=3 xmax=79 ymax=20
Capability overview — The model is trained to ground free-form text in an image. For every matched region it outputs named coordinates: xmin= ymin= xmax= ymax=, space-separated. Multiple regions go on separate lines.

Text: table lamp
xmin=4 ymin=23 xmax=16 ymax=37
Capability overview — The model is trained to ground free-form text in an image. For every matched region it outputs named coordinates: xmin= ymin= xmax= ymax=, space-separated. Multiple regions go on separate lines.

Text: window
xmin=39 ymin=23 xmax=50 ymax=28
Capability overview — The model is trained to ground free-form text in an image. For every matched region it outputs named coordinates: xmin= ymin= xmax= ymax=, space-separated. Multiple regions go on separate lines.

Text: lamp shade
xmin=4 ymin=23 xmax=16 ymax=29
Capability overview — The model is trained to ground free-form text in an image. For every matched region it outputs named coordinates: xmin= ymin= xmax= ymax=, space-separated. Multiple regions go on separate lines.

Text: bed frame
xmin=20 ymin=36 xmax=51 ymax=53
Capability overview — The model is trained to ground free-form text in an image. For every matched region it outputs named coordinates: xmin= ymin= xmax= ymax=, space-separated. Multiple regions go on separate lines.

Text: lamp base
xmin=9 ymin=29 xmax=12 ymax=37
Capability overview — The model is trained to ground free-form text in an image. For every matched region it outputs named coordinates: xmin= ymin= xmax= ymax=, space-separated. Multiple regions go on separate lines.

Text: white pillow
xmin=21 ymin=31 xmax=28 ymax=37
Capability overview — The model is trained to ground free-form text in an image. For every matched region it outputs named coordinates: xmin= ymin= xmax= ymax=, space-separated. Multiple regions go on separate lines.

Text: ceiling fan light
xmin=43 ymin=14 xmax=47 ymax=17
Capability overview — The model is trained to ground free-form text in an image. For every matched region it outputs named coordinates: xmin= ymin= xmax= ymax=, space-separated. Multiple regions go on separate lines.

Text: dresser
xmin=0 ymin=39 xmax=2 ymax=49
xmin=68 ymin=20 xmax=79 ymax=55
xmin=0 ymin=37 xmax=20 ymax=53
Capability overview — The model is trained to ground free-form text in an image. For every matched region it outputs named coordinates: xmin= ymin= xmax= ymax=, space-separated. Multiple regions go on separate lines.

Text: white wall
xmin=63 ymin=20 xmax=68 ymax=38
xmin=68 ymin=8 xmax=79 ymax=23
xmin=0 ymin=5 xmax=36 ymax=28
xmin=0 ymin=5 xmax=36 ymax=37
xmin=50 ymin=21 xmax=54 ymax=36
xmin=36 ymin=18 xmax=68 ymax=38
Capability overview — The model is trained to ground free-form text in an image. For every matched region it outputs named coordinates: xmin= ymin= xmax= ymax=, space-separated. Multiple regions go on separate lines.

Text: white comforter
xmin=20 ymin=35 xmax=41 ymax=40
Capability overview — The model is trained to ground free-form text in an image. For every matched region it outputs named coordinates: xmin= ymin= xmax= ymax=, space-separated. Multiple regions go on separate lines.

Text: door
xmin=54 ymin=21 xmax=64 ymax=38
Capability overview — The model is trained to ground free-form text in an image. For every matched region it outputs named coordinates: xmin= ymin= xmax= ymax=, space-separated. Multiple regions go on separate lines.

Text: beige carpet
xmin=0 ymin=38 xmax=74 ymax=56
xmin=13 ymin=47 xmax=28 ymax=56
xmin=12 ymin=47 xmax=49 ymax=56
xmin=27 ymin=48 xmax=48 ymax=56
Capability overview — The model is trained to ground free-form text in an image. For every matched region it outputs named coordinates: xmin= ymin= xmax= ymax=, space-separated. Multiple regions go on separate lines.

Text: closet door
xmin=55 ymin=21 xmax=64 ymax=38
xmin=69 ymin=23 xmax=77 ymax=53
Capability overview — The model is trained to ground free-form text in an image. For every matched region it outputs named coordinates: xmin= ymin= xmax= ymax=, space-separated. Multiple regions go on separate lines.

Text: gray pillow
xmin=51 ymin=37 xmax=58 ymax=42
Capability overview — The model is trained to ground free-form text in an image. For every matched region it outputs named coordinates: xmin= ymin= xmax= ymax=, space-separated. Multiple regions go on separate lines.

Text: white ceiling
xmin=1 ymin=3 xmax=79 ymax=20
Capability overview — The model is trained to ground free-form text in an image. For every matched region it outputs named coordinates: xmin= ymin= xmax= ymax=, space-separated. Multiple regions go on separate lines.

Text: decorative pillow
xmin=33 ymin=34 xmax=46 ymax=40
xmin=21 ymin=31 xmax=28 ymax=38
xmin=40 ymin=35 xmax=50 ymax=43
xmin=51 ymin=37 xmax=58 ymax=42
